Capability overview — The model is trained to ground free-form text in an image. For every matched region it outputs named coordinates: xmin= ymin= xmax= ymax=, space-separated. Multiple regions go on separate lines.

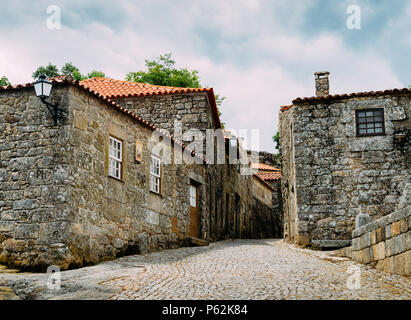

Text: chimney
xmin=314 ymin=71 xmax=330 ymax=97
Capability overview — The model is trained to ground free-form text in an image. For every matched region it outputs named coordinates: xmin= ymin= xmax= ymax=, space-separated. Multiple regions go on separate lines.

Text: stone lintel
xmin=311 ymin=240 xmax=351 ymax=248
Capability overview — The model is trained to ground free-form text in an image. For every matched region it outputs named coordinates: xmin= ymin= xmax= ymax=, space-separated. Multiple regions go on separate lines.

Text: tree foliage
xmin=33 ymin=62 xmax=105 ymax=81
xmin=126 ymin=53 xmax=225 ymax=125
xmin=273 ymin=131 xmax=280 ymax=163
xmin=126 ymin=53 xmax=202 ymax=88
xmin=273 ymin=131 xmax=280 ymax=151
xmin=87 ymin=70 xmax=105 ymax=79
xmin=0 ymin=76 xmax=11 ymax=86
xmin=32 ymin=63 xmax=60 ymax=79
xmin=61 ymin=62 xmax=84 ymax=81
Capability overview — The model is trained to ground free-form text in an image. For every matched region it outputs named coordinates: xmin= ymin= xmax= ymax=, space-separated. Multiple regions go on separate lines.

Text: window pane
xmin=190 ymin=185 xmax=197 ymax=206
xmin=150 ymin=156 xmax=160 ymax=176
xmin=356 ymin=109 xmax=384 ymax=136
xmin=151 ymin=176 xmax=159 ymax=193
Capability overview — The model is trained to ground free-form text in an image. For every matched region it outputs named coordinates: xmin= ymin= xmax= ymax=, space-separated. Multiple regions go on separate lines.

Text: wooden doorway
xmin=189 ymin=183 xmax=200 ymax=238
xmin=235 ymin=194 xmax=240 ymax=239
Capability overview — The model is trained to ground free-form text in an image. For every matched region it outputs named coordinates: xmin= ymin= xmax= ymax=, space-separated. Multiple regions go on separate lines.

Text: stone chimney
xmin=314 ymin=71 xmax=330 ymax=97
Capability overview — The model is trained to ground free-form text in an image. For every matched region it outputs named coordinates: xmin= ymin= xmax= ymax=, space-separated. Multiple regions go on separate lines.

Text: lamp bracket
xmin=40 ymin=98 xmax=59 ymax=125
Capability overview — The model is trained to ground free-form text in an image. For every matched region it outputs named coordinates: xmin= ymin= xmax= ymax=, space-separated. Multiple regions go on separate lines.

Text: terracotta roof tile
xmin=280 ymin=105 xmax=293 ymax=112
xmin=0 ymin=76 xmax=207 ymax=164
xmin=251 ymin=163 xmax=280 ymax=171
xmin=79 ymin=77 xmax=221 ymax=128
xmin=255 ymin=171 xmax=281 ymax=181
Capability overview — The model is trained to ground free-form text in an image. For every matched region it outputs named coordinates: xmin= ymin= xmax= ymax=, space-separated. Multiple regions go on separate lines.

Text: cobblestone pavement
xmin=103 ymin=239 xmax=411 ymax=300
xmin=1 ymin=239 xmax=410 ymax=300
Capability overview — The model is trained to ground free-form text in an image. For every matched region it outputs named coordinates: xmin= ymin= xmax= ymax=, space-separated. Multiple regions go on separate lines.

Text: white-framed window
xmin=150 ymin=155 xmax=161 ymax=193
xmin=109 ymin=136 xmax=122 ymax=180
xmin=189 ymin=184 xmax=197 ymax=207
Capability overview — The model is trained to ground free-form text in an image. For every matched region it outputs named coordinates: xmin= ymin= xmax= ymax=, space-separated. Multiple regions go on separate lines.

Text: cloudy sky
xmin=1 ymin=0 xmax=410 ymax=152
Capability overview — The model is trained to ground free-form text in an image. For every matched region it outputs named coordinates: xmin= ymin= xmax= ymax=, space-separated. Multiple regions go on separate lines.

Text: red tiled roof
xmin=251 ymin=163 xmax=280 ymax=171
xmin=79 ymin=77 xmax=222 ymax=128
xmin=280 ymin=105 xmax=293 ymax=112
xmin=281 ymin=87 xmax=411 ymax=112
xmin=0 ymin=77 xmax=206 ymax=163
xmin=255 ymin=171 xmax=281 ymax=181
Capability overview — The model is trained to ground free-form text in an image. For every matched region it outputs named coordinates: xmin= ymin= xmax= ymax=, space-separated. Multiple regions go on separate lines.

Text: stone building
xmin=79 ymin=78 xmax=281 ymax=241
xmin=279 ymin=72 xmax=410 ymax=248
xmin=253 ymin=163 xmax=283 ymax=238
xmin=0 ymin=76 xmax=281 ymax=271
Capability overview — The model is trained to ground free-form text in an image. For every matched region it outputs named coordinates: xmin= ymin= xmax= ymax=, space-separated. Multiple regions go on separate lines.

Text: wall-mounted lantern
xmin=33 ymin=74 xmax=59 ymax=125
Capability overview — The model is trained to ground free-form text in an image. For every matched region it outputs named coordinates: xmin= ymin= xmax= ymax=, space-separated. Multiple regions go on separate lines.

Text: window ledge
xmin=149 ymin=190 xmax=162 ymax=197
xmin=356 ymin=133 xmax=386 ymax=138
xmin=108 ymin=175 xmax=124 ymax=183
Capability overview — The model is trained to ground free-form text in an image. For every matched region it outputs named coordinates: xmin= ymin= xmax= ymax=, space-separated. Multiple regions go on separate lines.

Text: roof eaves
xmin=291 ymin=88 xmax=411 ymax=105
xmin=253 ymin=174 xmax=275 ymax=191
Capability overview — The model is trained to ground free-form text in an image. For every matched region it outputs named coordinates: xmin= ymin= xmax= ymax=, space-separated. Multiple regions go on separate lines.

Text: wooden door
xmin=189 ymin=184 xmax=199 ymax=238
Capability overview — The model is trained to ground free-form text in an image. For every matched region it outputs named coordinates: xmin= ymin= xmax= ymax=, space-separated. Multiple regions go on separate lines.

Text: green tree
xmin=32 ymin=63 xmax=60 ymax=79
xmin=61 ymin=62 xmax=85 ymax=81
xmin=126 ymin=53 xmax=201 ymax=88
xmin=33 ymin=62 xmax=106 ymax=81
xmin=126 ymin=53 xmax=225 ymax=126
xmin=273 ymin=131 xmax=280 ymax=163
xmin=87 ymin=70 xmax=105 ymax=78
xmin=0 ymin=76 xmax=11 ymax=86
xmin=273 ymin=131 xmax=280 ymax=151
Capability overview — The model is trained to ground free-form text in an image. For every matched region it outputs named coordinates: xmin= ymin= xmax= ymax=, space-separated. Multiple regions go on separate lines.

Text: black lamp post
xmin=33 ymin=74 xmax=59 ymax=125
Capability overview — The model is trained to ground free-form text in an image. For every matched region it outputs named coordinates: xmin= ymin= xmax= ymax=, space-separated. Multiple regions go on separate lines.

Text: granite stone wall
xmin=115 ymin=93 xmax=216 ymax=155
xmin=67 ymin=85 xmax=208 ymax=266
xmin=116 ymin=92 xmax=283 ymax=241
xmin=351 ymin=205 xmax=410 ymax=276
xmin=280 ymin=94 xmax=410 ymax=247
xmin=0 ymin=81 xmax=282 ymax=271
xmin=0 ymin=84 xmax=208 ymax=270
xmin=115 ymin=93 xmax=216 ymax=132
xmin=0 ymin=86 xmax=76 ymax=270
xmin=279 ymin=107 xmax=297 ymax=243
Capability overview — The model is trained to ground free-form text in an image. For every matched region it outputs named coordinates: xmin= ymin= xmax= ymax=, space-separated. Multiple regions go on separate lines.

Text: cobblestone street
xmin=1 ymin=239 xmax=410 ymax=300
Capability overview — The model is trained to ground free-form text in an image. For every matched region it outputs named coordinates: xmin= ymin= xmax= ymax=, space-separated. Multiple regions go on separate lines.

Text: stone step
xmin=189 ymin=237 xmax=209 ymax=247
xmin=0 ymin=268 xmax=20 ymax=274
xmin=0 ymin=287 xmax=21 ymax=300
